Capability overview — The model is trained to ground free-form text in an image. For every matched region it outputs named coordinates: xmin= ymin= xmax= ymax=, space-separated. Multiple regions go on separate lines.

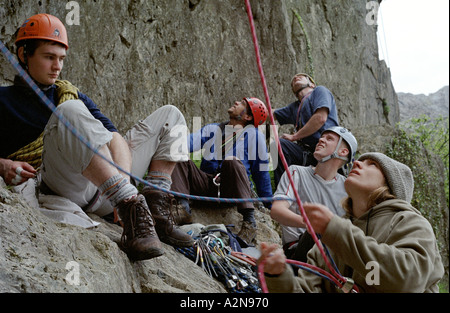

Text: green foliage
xmin=192 ymin=155 xmax=202 ymax=169
xmin=400 ymin=115 xmax=449 ymax=170
xmin=382 ymin=98 xmax=390 ymax=118
xmin=386 ymin=115 xmax=449 ymax=241
xmin=440 ymin=282 xmax=449 ymax=293
xmin=399 ymin=115 xmax=449 ymax=204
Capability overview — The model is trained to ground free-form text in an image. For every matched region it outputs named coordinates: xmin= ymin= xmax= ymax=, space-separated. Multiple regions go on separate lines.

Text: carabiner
xmin=213 ymin=173 xmax=221 ymax=197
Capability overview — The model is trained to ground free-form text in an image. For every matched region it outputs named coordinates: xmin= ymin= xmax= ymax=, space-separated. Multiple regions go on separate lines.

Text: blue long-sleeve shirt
xmin=189 ymin=122 xmax=273 ymax=208
xmin=0 ymin=77 xmax=117 ymax=159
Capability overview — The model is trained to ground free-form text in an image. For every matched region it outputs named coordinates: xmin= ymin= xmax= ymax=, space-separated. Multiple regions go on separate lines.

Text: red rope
xmin=244 ymin=0 xmax=354 ymax=293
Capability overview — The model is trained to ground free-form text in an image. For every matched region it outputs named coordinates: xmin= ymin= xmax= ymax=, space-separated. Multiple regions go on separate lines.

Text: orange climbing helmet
xmin=244 ymin=97 xmax=268 ymax=127
xmin=15 ymin=14 xmax=69 ymax=50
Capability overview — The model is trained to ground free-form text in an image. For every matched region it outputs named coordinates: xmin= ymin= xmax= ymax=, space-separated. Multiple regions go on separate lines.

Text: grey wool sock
xmin=98 ymin=174 xmax=138 ymax=207
xmin=142 ymin=171 xmax=172 ymax=192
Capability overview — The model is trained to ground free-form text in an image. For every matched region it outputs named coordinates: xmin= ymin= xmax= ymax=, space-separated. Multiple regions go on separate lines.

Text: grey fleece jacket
xmin=266 ymin=199 xmax=444 ymax=293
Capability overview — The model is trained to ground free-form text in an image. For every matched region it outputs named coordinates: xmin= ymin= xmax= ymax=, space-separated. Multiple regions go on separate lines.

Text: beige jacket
xmin=266 ymin=199 xmax=444 ymax=293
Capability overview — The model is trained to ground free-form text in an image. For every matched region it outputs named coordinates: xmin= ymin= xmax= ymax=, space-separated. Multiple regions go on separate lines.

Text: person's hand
xmin=281 ymin=133 xmax=296 ymax=142
xmin=0 ymin=159 xmax=36 ymax=185
xmin=257 ymin=242 xmax=287 ymax=276
xmin=303 ymin=203 xmax=334 ymax=235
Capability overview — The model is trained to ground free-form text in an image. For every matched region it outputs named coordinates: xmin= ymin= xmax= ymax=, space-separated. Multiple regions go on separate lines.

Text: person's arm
xmin=0 ymin=158 xmax=36 ymax=185
xmin=330 ymin=214 xmax=442 ymax=292
xmin=257 ymin=242 xmax=298 ymax=293
xmin=304 ymin=202 xmax=444 ymax=292
xmin=281 ymin=107 xmax=328 ymax=142
xmin=270 ymin=200 xmax=305 ymax=227
xmin=270 ymin=165 xmax=306 ymax=226
xmin=273 ymin=101 xmax=298 ymax=126
xmin=107 ymin=132 xmax=132 ymax=182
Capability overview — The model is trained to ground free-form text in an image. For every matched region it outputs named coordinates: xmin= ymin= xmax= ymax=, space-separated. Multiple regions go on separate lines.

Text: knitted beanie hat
xmin=358 ymin=152 xmax=414 ymax=203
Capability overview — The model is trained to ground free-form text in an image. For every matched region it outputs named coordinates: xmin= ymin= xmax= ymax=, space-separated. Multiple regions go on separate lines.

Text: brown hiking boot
xmin=117 ymin=194 xmax=164 ymax=261
xmin=141 ymin=189 xmax=194 ymax=247
xmin=237 ymin=221 xmax=257 ymax=246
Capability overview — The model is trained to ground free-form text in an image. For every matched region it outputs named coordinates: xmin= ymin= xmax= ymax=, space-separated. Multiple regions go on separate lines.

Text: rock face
xmin=0 ymin=178 xmax=279 ymax=293
xmin=0 ymin=0 xmax=396 ymax=133
xmin=398 ymin=86 xmax=449 ymax=122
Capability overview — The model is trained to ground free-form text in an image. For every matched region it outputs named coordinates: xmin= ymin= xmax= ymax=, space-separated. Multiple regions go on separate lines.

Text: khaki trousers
xmin=41 ymin=100 xmax=188 ymax=216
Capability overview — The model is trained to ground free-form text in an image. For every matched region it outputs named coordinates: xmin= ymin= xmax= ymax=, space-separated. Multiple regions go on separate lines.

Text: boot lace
xmin=121 ymin=196 xmax=156 ymax=246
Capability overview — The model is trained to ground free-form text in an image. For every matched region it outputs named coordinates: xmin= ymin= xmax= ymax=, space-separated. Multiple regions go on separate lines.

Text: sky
xmin=377 ymin=0 xmax=449 ymax=95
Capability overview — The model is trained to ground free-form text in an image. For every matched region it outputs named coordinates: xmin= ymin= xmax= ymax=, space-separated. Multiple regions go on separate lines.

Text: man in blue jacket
xmin=273 ymin=73 xmax=339 ymax=186
xmin=0 ymin=14 xmax=193 ymax=261
xmin=171 ymin=97 xmax=273 ymax=245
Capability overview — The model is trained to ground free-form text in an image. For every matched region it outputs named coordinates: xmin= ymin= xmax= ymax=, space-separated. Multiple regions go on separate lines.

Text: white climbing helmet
xmin=318 ymin=126 xmax=358 ymax=172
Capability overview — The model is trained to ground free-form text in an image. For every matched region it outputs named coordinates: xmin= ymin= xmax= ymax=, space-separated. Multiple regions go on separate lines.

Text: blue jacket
xmin=0 ymin=76 xmax=117 ymax=159
xmin=189 ymin=122 xmax=273 ymax=208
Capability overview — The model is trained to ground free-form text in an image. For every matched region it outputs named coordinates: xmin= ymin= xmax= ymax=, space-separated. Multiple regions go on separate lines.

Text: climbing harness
xmin=243 ymin=0 xmax=358 ymax=293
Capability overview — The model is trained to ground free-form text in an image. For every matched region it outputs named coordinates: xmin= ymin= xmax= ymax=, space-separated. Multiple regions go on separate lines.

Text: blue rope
xmin=0 ymin=40 xmax=293 ymax=204
xmin=322 ymin=242 xmax=341 ymax=276
xmin=316 ymin=234 xmax=341 ymax=276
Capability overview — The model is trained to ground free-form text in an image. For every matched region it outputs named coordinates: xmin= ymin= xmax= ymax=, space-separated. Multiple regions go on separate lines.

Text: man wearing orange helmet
xmin=0 ymin=14 xmax=194 ymax=261
xmin=170 ymin=97 xmax=273 ymax=245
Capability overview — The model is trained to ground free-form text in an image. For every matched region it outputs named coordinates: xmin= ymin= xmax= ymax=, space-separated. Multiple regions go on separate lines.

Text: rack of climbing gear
xmin=176 ymin=229 xmax=261 ymax=293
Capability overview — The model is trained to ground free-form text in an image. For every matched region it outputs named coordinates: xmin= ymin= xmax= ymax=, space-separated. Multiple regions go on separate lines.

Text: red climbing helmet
xmin=244 ymin=97 xmax=268 ymax=127
xmin=15 ymin=14 xmax=69 ymax=50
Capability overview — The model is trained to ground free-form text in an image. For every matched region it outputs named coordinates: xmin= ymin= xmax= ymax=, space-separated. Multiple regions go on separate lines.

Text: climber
xmin=272 ymin=73 xmax=339 ymax=187
xmin=170 ymin=97 xmax=273 ymax=245
xmin=271 ymin=126 xmax=357 ymax=262
xmin=259 ymin=153 xmax=444 ymax=293
xmin=0 ymin=13 xmax=194 ymax=261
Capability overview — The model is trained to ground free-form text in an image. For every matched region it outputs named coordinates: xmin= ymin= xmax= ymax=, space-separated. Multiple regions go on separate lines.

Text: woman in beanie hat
xmin=259 ymin=153 xmax=444 ymax=293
